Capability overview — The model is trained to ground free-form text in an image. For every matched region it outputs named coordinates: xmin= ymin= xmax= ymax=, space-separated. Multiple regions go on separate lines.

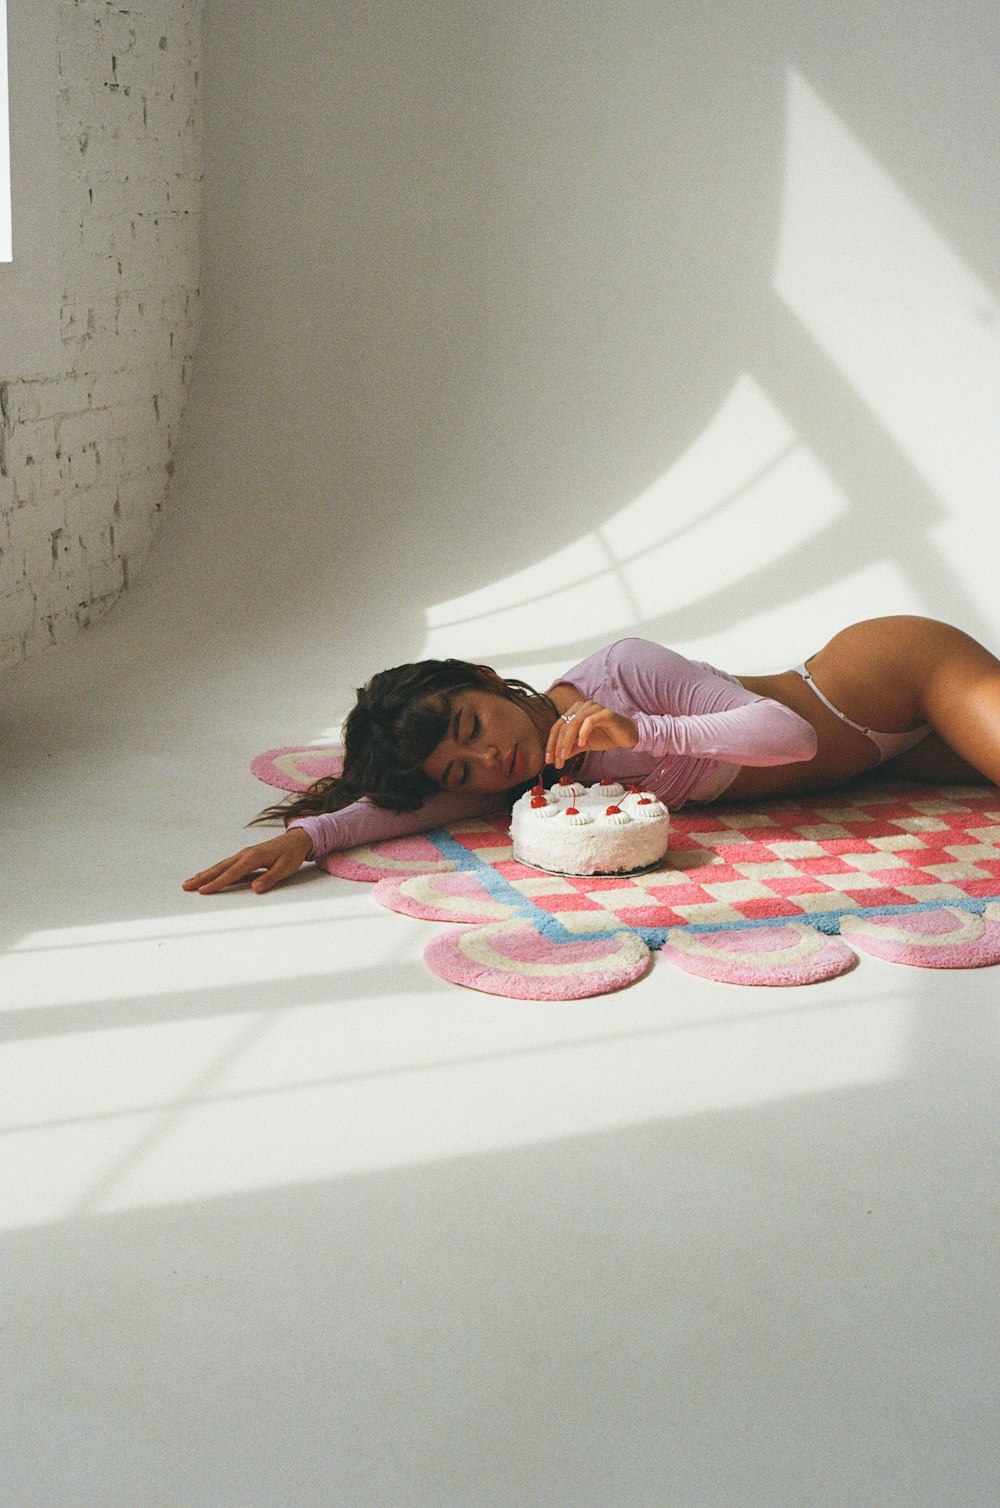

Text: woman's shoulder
xmin=552 ymin=639 xmax=702 ymax=703
xmin=556 ymin=637 xmax=678 ymax=677
xmin=596 ymin=637 xmax=698 ymax=677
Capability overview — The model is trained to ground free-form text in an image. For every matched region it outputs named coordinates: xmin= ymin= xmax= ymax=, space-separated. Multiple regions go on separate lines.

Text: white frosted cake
xmin=510 ymin=777 xmax=671 ymax=876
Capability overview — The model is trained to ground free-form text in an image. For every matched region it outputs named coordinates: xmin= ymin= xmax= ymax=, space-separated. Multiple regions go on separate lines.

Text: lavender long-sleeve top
xmin=290 ymin=638 xmax=816 ymax=860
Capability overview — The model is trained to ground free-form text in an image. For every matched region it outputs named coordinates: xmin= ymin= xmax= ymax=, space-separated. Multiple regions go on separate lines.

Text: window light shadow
xmin=775 ymin=68 xmax=1000 ymax=516
xmin=3 ymin=895 xmax=418 ymax=1011
xmin=418 ymin=67 xmax=1000 ymax=683
xmin=0 ymin=984 xmax=909 ymax=1232
xmin=6 ymin=63 xmax=1000 ymax=1248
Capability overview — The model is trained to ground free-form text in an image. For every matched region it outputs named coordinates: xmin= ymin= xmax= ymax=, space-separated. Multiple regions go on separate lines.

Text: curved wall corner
xmin=0 ymin=0 xmax=201 ymax=671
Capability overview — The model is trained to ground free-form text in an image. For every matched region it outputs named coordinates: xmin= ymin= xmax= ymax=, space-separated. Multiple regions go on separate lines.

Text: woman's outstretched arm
xmin=183 ymin=788 xmax=500 ymax=895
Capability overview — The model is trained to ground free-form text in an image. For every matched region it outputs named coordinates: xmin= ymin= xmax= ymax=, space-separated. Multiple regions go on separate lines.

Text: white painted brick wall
xmin=0 ymin=0 xmax=202 ymax=669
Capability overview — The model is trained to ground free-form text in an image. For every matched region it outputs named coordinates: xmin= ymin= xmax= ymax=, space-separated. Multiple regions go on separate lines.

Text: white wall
xmin=3 ymin=1 xmax=999 ymax=719
xmin=144 ymin=0 xmax=999 ymax=746
xmin=0 ymin=0 xmax=201 ymax=669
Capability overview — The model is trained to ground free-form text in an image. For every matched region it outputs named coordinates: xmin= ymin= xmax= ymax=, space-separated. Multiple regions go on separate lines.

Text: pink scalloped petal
xmin=425 ymin=921 xmax=651 ymax=999
xmin=660 ymin=923 xmax=856 ymax=986
xmin=839 ymin=907 xmax=1000 ymax=968
xmin=373 ymin=872 xmax=518 ymax=923
xmin=320 ymin=836 xmax=459 ymax=882
xmin=250 ymin=746 xmax=344 ymax=792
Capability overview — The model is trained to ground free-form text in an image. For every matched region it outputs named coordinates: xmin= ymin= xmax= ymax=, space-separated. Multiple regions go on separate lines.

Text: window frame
xmin=1 ymin=0 xmax=11 ymax=262
xmin=0 ymin=0 xmax=61 ymax=374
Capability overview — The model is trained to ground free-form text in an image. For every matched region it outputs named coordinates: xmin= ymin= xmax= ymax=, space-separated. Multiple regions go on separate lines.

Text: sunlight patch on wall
xmin=421 ymin=375 xmax=849 ymax=663
xmin=604 ymin=443 xmax=845 ymax=623
xmin=687 ymin=555 xmax=931 ymax=674
xmin=420 ymin=68 xmax=1000 ymax=675
xmin=775 ymin=68 xmax=1000 ymax=515
xmin=425 ymin=532 xmax=635 ymax=660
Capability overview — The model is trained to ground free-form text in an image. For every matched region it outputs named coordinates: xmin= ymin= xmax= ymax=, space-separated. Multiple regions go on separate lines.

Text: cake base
xmin=511 ymin=852 xmax=668 ymax=879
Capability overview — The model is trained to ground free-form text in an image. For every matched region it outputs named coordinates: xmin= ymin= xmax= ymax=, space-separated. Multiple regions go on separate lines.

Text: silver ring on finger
xmin=561 ymin=712 xmax=577 ymax=724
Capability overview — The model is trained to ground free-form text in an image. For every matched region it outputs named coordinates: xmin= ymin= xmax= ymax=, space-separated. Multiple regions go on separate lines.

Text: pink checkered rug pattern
xmin=250 ymin=746 xmax=1000 ymax=997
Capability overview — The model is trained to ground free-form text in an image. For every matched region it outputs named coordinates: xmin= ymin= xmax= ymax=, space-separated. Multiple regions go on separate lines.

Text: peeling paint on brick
xmin=1 ymin=0 xmax=202 ymax=672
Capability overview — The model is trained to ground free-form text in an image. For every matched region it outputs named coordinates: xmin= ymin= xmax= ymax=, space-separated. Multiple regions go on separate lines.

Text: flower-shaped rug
xmin=251 ymin=746 xmax=1000 ymax=998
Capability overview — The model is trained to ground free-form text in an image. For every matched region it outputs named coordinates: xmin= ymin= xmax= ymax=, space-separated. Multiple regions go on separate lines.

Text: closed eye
xmin=443 ymin=709 xmax=478 ymax=789
xmin=456 ymin=716 xmax=480 ymax=786
xmin=443 ymin=760 xmax=467 ymax=792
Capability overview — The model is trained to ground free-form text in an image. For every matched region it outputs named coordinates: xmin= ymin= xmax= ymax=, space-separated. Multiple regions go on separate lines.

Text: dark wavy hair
xmin=254 ymin=658 xmax=556 ymax=825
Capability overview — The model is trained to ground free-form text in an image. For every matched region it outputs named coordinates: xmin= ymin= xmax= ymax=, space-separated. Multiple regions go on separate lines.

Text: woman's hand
xmin=182 ymin=827 xmax=314 ymax=896
xmin=546 ymin=700 xmax=639 ymax=768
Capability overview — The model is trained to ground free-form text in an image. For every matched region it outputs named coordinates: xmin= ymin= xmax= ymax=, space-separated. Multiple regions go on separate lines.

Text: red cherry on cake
xmin=637 ymin=796 xmax=653 ymax=805
xmin=565 ymin=805 xmax=580 ymax=815
xmin=605 ymin=804 xmax=622 ymax=815
xmin=558 ymin=775 xmax=576 ymax=787
xmin=530 ymin=796 xmax=548 ymax=808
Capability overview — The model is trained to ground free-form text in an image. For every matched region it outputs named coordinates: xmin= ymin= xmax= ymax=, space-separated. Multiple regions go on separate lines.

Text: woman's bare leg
xmin=807 ymin=616 xmax=1000 ymax=786
xmin=728 ymin=616 xmax=1000 ymax=802
xmin=883 ymin=733 xmax=991 ymax=785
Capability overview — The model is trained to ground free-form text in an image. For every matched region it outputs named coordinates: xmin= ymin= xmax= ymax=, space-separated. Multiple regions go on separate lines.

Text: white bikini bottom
xmin=792 ymin=662 xmax=932 ymax=763
xmin=690 ymin=665 xmax=933 ymax=804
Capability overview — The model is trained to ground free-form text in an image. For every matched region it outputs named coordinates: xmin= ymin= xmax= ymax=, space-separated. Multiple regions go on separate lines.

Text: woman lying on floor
xmin=183 ymin=615 xmax=1000 ymax=897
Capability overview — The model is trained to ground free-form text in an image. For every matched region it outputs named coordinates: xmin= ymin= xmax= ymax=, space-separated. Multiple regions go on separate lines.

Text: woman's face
xmin=421 ymin=686 xmax=550 ymax=795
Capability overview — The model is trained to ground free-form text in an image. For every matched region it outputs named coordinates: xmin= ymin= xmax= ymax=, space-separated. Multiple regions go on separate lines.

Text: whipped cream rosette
xmin=622 ymin=790 xmax=670 ymax=820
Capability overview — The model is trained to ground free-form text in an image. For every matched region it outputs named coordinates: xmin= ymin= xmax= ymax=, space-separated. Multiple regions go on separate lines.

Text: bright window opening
xmin=0 ymin=0 xmax=10 ymax=262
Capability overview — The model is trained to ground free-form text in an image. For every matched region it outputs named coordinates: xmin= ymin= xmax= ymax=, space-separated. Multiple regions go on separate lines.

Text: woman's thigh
xmin=883 ymin=732 xmax=991 ymax=785
xmin=808 ymin=616 xmax=1000 ymax=782
xmin=806 ymin=617 xmax=997 ymax=729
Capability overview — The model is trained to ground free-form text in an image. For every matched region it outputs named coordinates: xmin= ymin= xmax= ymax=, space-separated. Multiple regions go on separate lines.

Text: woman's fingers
xmin=250 ymin=850 xmax=303 ymax=894
xmin=547 ymin=700 xmax=589 ymax=766
xmin=183 ymin=830 xmax=313 ymax=895
xmin=183 ymin=849 xmax=264 ymax=894
xmin=182 ymin=853 xmax=248 ymax=891
xmin=578 ymin=706 xmax=638 ymax=751
xmin=546 ymin=701 xmax=638 ymax=767
xmin=545 ymin=704 xmax=577 ymax=767
xmin=546 ymin=700 xmax=602 ymax=766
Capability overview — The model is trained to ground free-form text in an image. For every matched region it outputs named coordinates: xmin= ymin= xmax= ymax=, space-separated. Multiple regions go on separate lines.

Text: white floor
xmin=2 ymin=556 xmax=999 ymax=1508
